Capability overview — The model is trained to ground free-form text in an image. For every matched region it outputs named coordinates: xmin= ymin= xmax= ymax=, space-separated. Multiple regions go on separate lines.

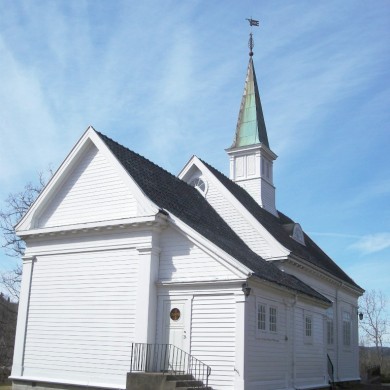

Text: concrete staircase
xmin=163 ymin=374 xmax=212 ymax=389
xmin=126 ymin=372 xmax=212 ymax=390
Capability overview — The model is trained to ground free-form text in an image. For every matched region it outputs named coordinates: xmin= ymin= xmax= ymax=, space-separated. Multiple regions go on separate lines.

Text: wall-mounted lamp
xmin=359 ymin=312 xmax=363 ymax=321
xmin=242 ymin=282 xmax=251 ymax=297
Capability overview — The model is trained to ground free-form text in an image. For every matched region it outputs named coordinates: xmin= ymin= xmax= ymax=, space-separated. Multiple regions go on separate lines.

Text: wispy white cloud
xmin=349 ymin=233 xmax=390 ymax=254
xmin=308 ymin=232 xmax=360 ymax=239
xmin=344 ymin=179 xmax=390 ymax=209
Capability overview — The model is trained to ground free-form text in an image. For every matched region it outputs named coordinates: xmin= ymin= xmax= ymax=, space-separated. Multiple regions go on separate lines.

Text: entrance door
xmin=163 ymin=299 xmax=188 ymax=350
xmin=160 ymin=298 xmax=190 ymax=373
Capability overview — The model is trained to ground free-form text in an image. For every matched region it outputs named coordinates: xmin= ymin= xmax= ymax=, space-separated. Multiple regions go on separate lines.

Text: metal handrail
xmin=130 ymin=343 xmax=211 ymax=389
xmin=327 ymin=354 xmax=335 ymax=387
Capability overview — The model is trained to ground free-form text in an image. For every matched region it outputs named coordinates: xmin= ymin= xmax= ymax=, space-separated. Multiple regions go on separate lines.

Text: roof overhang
xmin=284 ymin=253 xmax=365 ymax=296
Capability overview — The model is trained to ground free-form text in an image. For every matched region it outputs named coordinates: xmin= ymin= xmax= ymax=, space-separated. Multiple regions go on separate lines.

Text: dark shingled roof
xmin=201 ymin=160 xmax=363 ymax=291
xmin=96 ymin=131 xmax=330 ymax=304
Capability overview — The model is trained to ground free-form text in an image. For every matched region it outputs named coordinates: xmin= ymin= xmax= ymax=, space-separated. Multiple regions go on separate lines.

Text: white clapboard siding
xmin=293 ymin=307 xmax=325 ymax=387
xmin=245 ymin=297 xmax=289 ymax=389
xmin=38 ymin=142 xmax=138 ymax=228
xmin=23 ymin=248 xmax=138 ymax=388
xmin=159 ymin=228 xmax=237 ymax=281
xmin=205 ymin=182 xmax=272 ymax=258
xmin=191 ymin=294 xmax=235 ymax=390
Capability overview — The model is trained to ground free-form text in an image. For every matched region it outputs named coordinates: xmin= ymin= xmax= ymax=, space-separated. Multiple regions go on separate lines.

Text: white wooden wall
xmin=22 ymin=248 xmax=138 ymax=388
xmin=191 ymin=294 xmax=236 ymax=390
xmin=281 ymin=262 xmax=360 ymax=382
xmin=158 ymin=228 xmax=239 ymax=390
xmin=245 ymin=290 xmax=290 ymax=390
xmin=244 ymin=286 xmax=328 ymax=390
xmin=293 ymin=304 xmax=327 ymax=389
xmin=159 ymin=228 xmax=237 ymax=282
xmin=204 ymin=181 xmax=273 ymax=258
xmin=38 ymin=143 xmax=138 ymax=228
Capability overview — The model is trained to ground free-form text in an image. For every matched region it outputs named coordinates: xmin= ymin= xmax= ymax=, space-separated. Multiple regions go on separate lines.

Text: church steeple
xmin=226 ymin=25 xmax=278 ymax=217
xmin=232 ymin=55 xmax=269 ymax=149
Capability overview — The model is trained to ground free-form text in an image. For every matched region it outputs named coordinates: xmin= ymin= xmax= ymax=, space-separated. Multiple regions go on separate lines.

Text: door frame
xmin=157 ymin=295 xmax=192 ymax=353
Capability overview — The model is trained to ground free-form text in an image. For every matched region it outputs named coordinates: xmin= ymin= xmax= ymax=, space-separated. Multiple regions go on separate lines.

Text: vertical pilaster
xmin=11 ymin=255 xmax=35 ymax=377
xmin=134 ymin=233 xmax=161 ymax=344
xmin=234 ymin=292 xmax=247 ymax=390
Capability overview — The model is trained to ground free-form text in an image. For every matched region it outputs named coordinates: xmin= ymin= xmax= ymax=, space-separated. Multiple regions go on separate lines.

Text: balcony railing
xmin=130 ymin=343 xmax=211 ymax=389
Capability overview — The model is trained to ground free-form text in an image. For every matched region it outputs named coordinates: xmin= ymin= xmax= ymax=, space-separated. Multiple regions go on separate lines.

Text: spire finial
xmin=246 ymin=18 xmax=259 ymax=57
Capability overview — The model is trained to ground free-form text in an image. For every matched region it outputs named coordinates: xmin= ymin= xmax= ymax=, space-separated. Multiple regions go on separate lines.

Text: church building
xmin=11 ymin=31 xmax=363 ymax=390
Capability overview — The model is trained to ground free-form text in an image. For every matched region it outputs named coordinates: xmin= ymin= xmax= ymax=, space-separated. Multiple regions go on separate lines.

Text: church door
xmin=159 ymin=297 xmax=191 ymax=373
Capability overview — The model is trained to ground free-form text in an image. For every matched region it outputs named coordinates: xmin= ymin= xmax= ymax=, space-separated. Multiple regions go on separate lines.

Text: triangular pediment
xmin=17 ymin=127 xmax=157 ymax=232
xmin=179 ymin=156 xmax=290 ymax=259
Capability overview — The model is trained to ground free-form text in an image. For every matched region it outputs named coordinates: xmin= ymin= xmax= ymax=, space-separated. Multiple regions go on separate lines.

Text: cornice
xmin=17 ymin=213 xmax=168 ymax=239
xmin=225 ymin=143 xmax=277 ymax=160
xmin=282 ymin=254 xmax=364 ymax=296
xmin=156 ymin=278 xmax=246 ymax=288
xmin=249 ymin=274 xmax=331 ymax=308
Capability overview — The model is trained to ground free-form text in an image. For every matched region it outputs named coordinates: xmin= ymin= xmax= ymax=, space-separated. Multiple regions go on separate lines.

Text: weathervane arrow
xmin=246 ymin=18 xmax=259 ymax=56
xmin=246 ymin=18 xmax=259 ymax=27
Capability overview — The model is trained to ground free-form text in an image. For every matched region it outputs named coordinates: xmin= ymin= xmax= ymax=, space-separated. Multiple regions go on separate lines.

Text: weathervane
xmin=246 ymin=18 xmax=259 ymax=57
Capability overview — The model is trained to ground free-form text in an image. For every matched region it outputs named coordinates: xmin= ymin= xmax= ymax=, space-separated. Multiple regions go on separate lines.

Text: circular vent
xmin=190 ymin=177 xmax=207 ymax=195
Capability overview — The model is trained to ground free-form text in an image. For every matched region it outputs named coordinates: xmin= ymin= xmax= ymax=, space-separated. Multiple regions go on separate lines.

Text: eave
xmin=17 ymin=213 xmax=168 ymax=239
xmin=248 ymin=274 xmax=331 ymax=308
xmin=282 ymin=253 xmax=364 ymax=296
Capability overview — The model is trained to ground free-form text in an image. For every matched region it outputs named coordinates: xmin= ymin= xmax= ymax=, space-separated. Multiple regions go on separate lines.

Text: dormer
xmin=283 ymin=223 xmax=306 ymax=246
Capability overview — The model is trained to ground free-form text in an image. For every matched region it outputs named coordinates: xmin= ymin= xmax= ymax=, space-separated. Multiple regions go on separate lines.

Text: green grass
xmin=0 ymin=384 xmax=11 ymax=390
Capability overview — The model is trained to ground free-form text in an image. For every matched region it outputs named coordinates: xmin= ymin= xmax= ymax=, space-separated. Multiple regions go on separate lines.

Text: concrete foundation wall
xmin=12 ymin=380 xmax=115 ymax=390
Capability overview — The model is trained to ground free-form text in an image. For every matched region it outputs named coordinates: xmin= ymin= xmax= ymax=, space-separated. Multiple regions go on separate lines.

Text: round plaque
xmin=170 ymin=308 xmax=181 ymax=321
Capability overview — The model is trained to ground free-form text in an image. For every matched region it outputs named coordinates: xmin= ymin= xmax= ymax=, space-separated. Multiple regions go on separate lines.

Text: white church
xmin=11 ymin=34 xmax=363 ymax=390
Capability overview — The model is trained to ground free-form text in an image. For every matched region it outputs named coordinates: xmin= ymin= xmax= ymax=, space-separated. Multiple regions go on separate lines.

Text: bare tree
xmin=359 ymin=289 xmax=389 ymax=367
xmin=0 ymin=171 xmax=51 ymax=300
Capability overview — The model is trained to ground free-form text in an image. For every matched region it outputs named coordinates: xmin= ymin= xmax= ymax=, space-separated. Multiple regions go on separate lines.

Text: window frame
xmin=304 ymin=313 xmax=313 ymax=344
xmin=269 ymin=306 xmax=277 ymax=333
xmin=256 ymin=302 xmax=267 ymax=332
xmin=256 ymin=299 xmax=279 ymax=337
xmin=342 ymin=311 xmax=352 ymax=348
xmin=326 ymin=306 xmax=334 ymax=347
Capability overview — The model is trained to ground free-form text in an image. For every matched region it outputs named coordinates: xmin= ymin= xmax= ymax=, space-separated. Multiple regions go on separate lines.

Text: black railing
xmin=130 ymin=343 xmax=211 ymax=389
xmin=327 ymin=354 xmax=335 ymax=387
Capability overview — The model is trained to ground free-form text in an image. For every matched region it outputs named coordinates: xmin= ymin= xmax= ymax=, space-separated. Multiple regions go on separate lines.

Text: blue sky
xmin=0 ymin=1 xmax=389 ymax=304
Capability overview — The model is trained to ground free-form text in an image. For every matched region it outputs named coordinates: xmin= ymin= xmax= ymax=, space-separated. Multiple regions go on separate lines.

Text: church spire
xmin=231 ymin=24 xmax=269 ymax=149
xmin=226 ymin=22 xmax=278 ymax=217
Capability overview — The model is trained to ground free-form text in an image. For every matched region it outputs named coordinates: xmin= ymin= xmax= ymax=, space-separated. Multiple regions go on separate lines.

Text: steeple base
xmin=235 ymin=177 xmax=278 ymax=217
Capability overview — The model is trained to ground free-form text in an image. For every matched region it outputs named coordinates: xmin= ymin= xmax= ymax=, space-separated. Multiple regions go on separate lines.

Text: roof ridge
xmin=95 ymin=130 xmax=184 ymax=185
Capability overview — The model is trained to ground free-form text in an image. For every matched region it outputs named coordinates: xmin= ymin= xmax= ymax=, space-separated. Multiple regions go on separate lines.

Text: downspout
xmin=292 ymin=294 xmax=297 ymax=389
xmin=335 ymin=282 xmax=343 ymax=382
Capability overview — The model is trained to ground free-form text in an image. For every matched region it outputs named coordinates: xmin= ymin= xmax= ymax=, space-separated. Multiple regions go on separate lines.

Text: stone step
xmin=175 ymin=380 xmax=203 ymax=387
xmin=166 ymin=374 xmax=193 ymax=381
xmin=164 ymin=374 xmax=211 ymax=389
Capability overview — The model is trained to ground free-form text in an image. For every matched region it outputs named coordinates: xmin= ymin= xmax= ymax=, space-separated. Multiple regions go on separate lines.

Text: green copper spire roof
xmin=232 ymin=57 xmax=269 ymax=148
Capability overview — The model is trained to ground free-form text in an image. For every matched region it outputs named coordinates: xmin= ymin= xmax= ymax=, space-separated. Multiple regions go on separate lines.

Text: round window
xmin=189 ymin=177 xmax=207 ymax=195
xmin=170 ymin=308 xmax=181 ymax=321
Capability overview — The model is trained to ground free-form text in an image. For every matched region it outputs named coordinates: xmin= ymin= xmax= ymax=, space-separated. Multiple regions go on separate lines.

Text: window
xmin=257 ymin=303 xmax=266 ymax=331
xmin=189 ymin=177 xmax=207 ymax=195
xmin=326 ymin=307 xmax=334 ymax=345
xmin=269 ymin=306 xmax=277 ymax=333
xmin=256 ymin=301 xmax=278 ymax=336
xmin=343 ymin=311 xmax=351 ymax=347
xmin=305 ymin=315 xmax=312 ymax=337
